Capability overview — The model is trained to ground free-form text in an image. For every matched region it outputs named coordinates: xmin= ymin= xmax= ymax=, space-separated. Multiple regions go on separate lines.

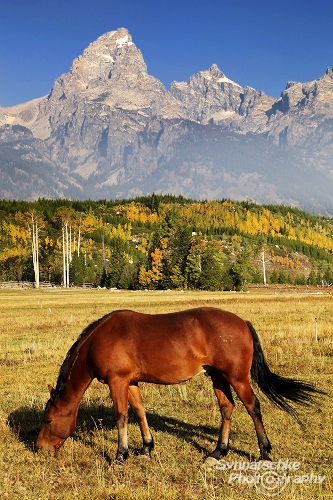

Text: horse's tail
xmin=247 ymin=321 xmax=324 ymax=424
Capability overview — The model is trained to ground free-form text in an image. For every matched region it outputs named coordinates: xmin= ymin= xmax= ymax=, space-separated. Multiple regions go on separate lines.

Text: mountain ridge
xmin=1 ymin=28 xmax=333 ymax=214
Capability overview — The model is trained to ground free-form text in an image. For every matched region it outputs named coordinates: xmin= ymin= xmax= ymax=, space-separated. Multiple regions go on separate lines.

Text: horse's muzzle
xmin=36 ymin=436 xmax=56 ymax=456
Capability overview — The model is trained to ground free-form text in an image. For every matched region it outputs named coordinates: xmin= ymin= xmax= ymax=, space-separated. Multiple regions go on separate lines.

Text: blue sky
xmin=1 ymin=0 xmax=333 ymax=107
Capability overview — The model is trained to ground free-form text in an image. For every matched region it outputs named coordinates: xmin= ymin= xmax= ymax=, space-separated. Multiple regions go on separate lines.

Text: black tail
xmin=247 ymin=321 xmax=324 ymax=424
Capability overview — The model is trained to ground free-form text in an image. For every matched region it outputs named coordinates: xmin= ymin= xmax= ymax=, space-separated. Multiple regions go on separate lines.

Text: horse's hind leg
xmin=206 ymin=370 xmax=234 ymax=464
xmin=128 ymin=384 xmax=154 ymax=458
xmin=231 ymin=378 xmax=271 ymax=460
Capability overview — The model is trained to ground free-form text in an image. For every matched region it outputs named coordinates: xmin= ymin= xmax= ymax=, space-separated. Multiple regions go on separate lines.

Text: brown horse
xmin=36 ymin=307 xmax=321 ymax=464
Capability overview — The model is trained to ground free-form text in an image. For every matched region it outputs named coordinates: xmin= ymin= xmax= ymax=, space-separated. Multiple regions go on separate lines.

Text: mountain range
xmin=1 ymin=27 xmax=333 ymax=214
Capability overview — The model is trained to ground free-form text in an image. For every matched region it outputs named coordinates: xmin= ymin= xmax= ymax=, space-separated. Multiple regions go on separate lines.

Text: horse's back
xmin=86 ymin=307 xmax=253 ymax=384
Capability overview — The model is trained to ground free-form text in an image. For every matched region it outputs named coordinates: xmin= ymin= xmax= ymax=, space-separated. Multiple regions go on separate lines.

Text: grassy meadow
xmin=0 ymin=288 xmax=332 ymax=499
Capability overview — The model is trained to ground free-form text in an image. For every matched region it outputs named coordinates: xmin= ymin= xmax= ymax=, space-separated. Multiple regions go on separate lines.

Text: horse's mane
xmin=54 ymin=312 xmax=113 ymax=395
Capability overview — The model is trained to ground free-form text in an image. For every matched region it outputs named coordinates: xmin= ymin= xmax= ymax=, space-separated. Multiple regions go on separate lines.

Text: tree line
xmin=0 ymin=195 xmax=332 ymax=290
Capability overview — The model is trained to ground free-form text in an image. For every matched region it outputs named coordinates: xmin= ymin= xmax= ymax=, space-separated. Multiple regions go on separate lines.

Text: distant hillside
xmin=1 ymin=196 xmax=332 ymax=290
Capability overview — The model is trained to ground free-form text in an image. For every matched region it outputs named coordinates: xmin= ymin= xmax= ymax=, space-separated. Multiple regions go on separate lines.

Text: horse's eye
xmin=45 ymin=419 xmax=52 ymax=425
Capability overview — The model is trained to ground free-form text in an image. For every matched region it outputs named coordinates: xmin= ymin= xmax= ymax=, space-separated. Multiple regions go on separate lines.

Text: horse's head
xmin=36 ymin=385 xmax=75 ymax=455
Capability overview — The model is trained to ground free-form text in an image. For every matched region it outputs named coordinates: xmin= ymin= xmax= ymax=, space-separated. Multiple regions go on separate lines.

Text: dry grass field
xmin=0 ymin=288 xmax=332 ymax=499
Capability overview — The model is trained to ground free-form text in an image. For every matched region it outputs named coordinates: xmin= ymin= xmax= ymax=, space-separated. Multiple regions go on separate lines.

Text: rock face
xmin=169 ymin=64 xmax=274 ymax=128
xmin=1 ymin=28 xmax=333 ymax=213
xmin=0 ymin=124 xmax=81 ymax=200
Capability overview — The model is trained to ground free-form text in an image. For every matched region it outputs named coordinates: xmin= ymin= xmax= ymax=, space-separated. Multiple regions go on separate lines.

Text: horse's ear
xmin=48 ymin=385 xmax=55 ymax=401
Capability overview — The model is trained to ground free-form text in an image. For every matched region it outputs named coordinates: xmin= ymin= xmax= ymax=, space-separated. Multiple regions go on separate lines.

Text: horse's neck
xmin=60 ymin=354 xmax=93 ymax=412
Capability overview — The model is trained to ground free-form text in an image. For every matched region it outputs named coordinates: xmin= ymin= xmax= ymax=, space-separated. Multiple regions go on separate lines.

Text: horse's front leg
xmin=108 ymin=376 xmax=130 ymax=463
xmin=128 ymin=383 xmax=154 ymax=458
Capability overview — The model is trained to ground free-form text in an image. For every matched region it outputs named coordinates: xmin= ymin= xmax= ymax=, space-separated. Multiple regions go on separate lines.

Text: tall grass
xmin=0 ymin=289 xmax=332 ymax=499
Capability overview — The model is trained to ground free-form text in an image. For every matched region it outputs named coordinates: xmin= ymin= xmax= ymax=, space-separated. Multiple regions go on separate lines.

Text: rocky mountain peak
xmin=50 ymin=28 xmax=148 ymax=97
xmin=325 ymin=67 xmax=333 ymax=79
xmin=193 ymin=64 xmax=240 ymax=87
xmin=32 ymin=28 xmax=180 ymax=141
xmin=274 ymin=67 xmax=333 ymax=117
xmin=285 ymin=81 xmax=301 ymax=90
xmin=169 ymin=63 xmax=273 ymax=125
xmin=201 ymin=64 xmax=227 ymax=79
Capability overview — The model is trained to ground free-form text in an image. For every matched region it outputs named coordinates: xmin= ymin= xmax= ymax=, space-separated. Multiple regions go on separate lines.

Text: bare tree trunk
xmin=262 ymin=251 xmax=267 ymax=286
xmin=56 ymin=209 xmax=76 ymax=288
xmin=102 ymin=230 xmax=106 ymax=270
xmin=77 ymin=227 xmax=81 ymax=257
xmin=69 ymin=225 xmax=72 ymax=263
xmin=32 ymin=219 xmax=40 ymax=288
xmin=62 ymin=225 xmax=67 ymax=287
xmin=27 ymin=212 xmax=41 ymax=289
xmin=66 ymin=222 xmax=70 ymax=287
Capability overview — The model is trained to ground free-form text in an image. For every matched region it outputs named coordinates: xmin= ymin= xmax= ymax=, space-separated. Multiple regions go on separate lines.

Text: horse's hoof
xmin=136 ymin=453 xmax=151 ymax=460
xmin=114 ymin=456 xmax=126 ymax=465
xmin=114 ymin=460 xmax=124 ymax=466
xmin=203 ymin=456 xmax=219 ymax=467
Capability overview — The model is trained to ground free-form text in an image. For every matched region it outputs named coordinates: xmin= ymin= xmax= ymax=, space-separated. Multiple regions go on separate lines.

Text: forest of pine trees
xmin=0 ymin=195 xmax=332 ymax=290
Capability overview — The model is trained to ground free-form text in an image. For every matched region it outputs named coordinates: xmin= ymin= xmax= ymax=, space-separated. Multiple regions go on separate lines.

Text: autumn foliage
xmin=0 ymin=196 xmax=332 ymax=289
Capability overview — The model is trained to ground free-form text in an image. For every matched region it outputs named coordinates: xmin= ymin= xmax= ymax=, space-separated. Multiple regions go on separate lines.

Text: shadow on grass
xmin=8 ymin=403 xmax=251 ymax=461
xmin=7 ymin=406 xmax=42 ymax=452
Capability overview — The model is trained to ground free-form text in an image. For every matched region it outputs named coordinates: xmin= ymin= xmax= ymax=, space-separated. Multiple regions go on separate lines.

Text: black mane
xmin=54 ymin=312 xmax=112 ymax=395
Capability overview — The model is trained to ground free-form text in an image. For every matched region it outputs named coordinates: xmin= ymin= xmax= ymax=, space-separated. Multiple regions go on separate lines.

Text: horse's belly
xmin=136 ymin=361 xmax=209 ymax=385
